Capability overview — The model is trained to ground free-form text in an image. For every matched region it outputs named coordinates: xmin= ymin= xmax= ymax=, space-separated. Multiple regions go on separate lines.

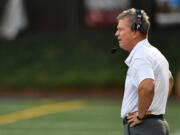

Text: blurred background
xmin=0 ymin=0 xmax=180 ymax=135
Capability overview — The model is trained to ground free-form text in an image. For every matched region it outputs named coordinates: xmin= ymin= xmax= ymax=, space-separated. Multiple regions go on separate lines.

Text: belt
xmin=123 ymin=114 xmax=164 ymax=125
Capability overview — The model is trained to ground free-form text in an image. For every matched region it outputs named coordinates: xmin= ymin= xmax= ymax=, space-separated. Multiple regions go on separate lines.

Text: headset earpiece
xmin=131 ymin=9 xmax=143 ymax=32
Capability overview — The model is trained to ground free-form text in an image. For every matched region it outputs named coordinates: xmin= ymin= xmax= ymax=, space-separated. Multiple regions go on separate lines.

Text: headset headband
xmin=135 ymin=9 xmax=142 ymax=30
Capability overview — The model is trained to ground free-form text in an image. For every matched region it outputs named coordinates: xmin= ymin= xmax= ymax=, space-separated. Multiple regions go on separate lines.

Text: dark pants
xmin=124 ymin=118 xmax=170 ymax=135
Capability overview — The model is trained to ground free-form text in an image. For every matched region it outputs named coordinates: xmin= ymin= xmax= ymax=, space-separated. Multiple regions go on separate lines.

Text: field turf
xmin=0 ymin=99 xmax=179 ymax=135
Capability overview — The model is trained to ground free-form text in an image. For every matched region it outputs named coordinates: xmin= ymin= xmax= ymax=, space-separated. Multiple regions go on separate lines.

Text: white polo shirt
xmin=121 ymin=39 xmax=172 ymax=118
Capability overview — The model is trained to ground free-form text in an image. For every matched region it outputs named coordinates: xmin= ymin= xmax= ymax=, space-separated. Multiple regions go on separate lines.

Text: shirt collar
xmin=125 ymin=39 xmax=149 ymax=67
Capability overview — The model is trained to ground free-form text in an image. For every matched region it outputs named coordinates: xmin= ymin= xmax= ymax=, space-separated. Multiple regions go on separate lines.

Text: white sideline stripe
xmin=0 ymin=100 xmax=84 ymax=126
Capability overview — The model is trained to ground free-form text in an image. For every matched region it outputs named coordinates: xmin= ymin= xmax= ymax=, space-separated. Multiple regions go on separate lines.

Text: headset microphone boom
xmin=111 ymin=46 xmax=120 ymax=54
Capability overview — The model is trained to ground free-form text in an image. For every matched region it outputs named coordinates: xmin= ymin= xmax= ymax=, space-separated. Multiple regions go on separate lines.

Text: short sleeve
xmin=169 ymin=70 xmax=172 ymax=78
xmin=132 ymin=58 xmax=154 ymax=87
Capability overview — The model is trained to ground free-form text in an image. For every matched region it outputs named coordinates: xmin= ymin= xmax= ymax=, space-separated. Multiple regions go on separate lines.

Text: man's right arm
xmin=168 ymin=76 xmax=174 ymax=97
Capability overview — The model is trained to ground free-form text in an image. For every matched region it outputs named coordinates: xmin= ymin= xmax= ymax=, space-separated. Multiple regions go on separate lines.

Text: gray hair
xmin=117 ymin=8 xmax=150 ymax=38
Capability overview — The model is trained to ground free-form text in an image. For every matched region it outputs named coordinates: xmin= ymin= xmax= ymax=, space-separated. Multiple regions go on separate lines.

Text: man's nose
xmin=115 ymin=31 xmax=118 ymax=37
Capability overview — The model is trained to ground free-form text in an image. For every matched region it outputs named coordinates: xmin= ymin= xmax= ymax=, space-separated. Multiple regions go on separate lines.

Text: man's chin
xmin=119 ymin=43 xmax=123 ymax=48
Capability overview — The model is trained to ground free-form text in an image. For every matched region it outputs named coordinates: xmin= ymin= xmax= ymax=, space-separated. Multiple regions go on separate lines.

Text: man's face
xmin=115 ymin=17 xmax=135 ymax=51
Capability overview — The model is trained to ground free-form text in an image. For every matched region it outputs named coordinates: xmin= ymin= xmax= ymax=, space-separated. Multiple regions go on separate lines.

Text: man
xmin=115 ymin=8 xmax=174 ymax=135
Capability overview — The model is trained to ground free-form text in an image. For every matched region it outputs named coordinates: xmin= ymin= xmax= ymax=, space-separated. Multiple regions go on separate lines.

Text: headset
xmin=131 ymin=9 xmax=143 ymax=32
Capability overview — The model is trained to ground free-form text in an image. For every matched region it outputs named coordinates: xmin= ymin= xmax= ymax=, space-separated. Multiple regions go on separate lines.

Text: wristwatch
xmin=136 ymin=115 xmax=145 ymax=121
xmin=136 ymin=112 xmax=145 ymax=120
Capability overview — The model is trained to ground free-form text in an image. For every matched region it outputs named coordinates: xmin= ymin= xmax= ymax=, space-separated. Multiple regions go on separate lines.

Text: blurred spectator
xmin=0 ymin=0 xmax=28 ymax=40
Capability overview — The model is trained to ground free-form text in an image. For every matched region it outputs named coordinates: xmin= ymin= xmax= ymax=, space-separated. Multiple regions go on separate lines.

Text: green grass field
xmin=0 ymin=99 xmax=179 ymax=135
